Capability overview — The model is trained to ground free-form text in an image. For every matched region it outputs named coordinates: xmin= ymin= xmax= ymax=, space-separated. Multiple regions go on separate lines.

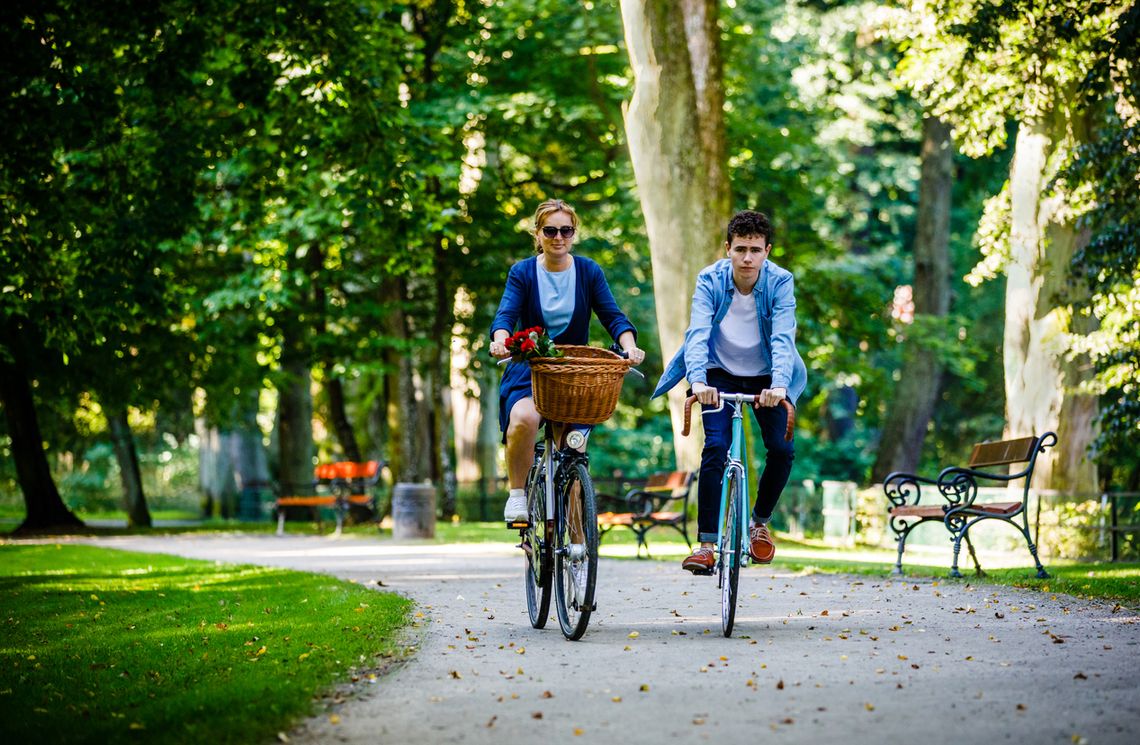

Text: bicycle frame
xmin=709 ymin=394 xmax=753 ymax=576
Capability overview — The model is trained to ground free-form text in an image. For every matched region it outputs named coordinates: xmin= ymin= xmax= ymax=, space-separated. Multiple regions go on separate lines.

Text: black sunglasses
xmin=541 ymin=226 xmax=576 ymax=238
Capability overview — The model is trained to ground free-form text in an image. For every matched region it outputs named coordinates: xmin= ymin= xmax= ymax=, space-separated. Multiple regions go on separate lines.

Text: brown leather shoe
xmin=682 ymin=547 xmax=715 ymax=574
xmin=749 ymin=523 xmax=775 ymax=564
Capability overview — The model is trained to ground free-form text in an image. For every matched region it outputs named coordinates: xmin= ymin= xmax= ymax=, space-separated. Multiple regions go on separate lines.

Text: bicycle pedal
xmin=507 ymin=520 xmax=530 ymax=530
xmin=688 ymin=567 xmax=715 ymax=576
xmin=578 ymin=603 xmax=596 ymax=612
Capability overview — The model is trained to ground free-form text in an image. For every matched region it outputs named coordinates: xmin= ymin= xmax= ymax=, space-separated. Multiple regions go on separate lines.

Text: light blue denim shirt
xmin=652 ymin=258 xmax=808 ymax=404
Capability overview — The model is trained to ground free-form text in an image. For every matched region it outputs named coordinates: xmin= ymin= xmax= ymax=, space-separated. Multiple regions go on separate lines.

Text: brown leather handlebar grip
xmin=681 ymin=395 xmax=795 ymax=441
xmin=682 ymin=395 xmax=698 ymax=437
xmin=778 ymin=399 xmax=795 ymax=442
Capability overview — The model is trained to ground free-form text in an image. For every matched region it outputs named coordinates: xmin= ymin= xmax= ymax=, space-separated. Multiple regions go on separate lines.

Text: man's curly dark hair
xmin=726 ymin=210 xmax=773 ymax=246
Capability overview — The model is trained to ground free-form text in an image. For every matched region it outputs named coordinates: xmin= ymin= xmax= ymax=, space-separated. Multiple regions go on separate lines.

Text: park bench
xmin=596 ymin=471 xmax=695 ymax=557
xmin=275 ymin=460 xmax=382 ymax=536
xmin=882 ymin=432 xmax=1056 ymax=579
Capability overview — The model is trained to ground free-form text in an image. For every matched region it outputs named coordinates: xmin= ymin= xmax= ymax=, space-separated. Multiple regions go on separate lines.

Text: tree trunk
xmin=277 ymin=337 xmax=314 ymax=496
xmin=431 ymin=233 xmax=457 ymax=519
xmin=325 ymin=374 xmax=362 ymax=463
xmin=621 ymin=0 xmax=731 ymax=470
xmin=872 ymin=116 xmax=954 ymax=481
xmin=1004 ymin=119 xmax=1098 ymax=493
xmin=385 ymin=277 xmax=430 ymax=484
xmin=0 ymin=357 xmax=83 ymax=531
xmin=108 ymin=406 xmax=152 ymax=528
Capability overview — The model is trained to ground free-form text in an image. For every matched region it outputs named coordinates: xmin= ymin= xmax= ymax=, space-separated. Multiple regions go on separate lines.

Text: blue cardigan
xmin=491 ymin=255 xmax=636 ymax=432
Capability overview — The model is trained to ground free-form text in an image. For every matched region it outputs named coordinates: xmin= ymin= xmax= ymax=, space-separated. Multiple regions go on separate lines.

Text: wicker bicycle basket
xmin=528 ymin=345 xmax=634 ymax=424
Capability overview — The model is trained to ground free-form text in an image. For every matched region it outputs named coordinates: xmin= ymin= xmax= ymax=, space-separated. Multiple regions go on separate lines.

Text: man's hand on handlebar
xmin=691 ymin=381 xmax=719 ymax=408
xmin=754 ymin=387 xmax=787 ymax=408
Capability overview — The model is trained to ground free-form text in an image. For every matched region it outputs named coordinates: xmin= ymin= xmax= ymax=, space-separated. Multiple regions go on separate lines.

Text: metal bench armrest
xmin=937 ymin=465 xmax=1029 ymax=507
xmin=622 ymin=488 xmax=674 ymax=516
xmin=883 ymin=471 xmax=939 ymax=508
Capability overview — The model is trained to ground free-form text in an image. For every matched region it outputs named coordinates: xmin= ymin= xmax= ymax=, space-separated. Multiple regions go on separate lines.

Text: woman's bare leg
xmin=505 ymin=398 xmax=541 ymax=489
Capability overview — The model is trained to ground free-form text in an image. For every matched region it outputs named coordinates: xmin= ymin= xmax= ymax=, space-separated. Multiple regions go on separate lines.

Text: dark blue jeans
xmin=696 ymin=368 xmax=795 ymax=544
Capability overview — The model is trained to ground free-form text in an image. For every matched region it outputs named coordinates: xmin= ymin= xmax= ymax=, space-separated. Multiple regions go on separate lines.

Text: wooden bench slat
xmin=889 ymin=504 xmax=945 ymax=518
xmin=890 ymin=501 xmax=1022 ymax=519
xmin=972 ymin=501 xmax=1022 ymax=515
xmin=968 ymin=437 xmax=1037 ymax=468
xmin=278 ymin=496 xmax=339 ymax=507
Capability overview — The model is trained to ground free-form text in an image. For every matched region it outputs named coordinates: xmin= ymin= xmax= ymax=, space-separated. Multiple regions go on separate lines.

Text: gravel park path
xmin=86 ymin=533 xmax=1138 ymax=744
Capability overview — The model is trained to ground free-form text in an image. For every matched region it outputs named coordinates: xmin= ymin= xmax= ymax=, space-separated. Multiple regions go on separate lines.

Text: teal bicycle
xmin=683 ymin=392 xmax=794 ymax=636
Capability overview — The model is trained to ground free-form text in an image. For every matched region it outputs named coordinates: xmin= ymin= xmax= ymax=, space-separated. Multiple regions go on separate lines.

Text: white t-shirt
xmin=713 ymin=289 xmax=768 ymax=377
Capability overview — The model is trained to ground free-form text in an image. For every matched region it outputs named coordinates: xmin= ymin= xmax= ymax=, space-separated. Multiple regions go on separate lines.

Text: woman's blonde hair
xmin=531 ymin=199 xmax=580 ymax=252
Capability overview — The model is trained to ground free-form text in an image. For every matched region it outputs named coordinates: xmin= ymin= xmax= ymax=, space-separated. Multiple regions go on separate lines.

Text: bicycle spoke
xmin=721 ymin=469 xmax=741 ymax=637
xmin=524 ymin=457 xmax=551 ymax=629
xmin=554 ymin=461 xmax=598 ymax=640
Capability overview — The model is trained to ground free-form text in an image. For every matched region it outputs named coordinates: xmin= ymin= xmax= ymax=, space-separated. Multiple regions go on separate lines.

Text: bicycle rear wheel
xmin=720 ymin=468 xmax=743 ymax=637
xmin=554 ymin=461 xmax=598 ymax=640
xmin=524 ymin=456 xmax=551 ymax=629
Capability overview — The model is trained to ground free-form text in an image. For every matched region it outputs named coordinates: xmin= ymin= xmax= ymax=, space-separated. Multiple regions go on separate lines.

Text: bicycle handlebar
xmin=682 ymin=393 xmax=795 ymax=441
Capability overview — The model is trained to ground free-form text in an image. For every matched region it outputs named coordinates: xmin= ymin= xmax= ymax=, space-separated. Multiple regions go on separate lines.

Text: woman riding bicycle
xmin=489 ymin=199 xmax=645 ymax=523
xmin=652 ymin=209 xmax=808 ymax=573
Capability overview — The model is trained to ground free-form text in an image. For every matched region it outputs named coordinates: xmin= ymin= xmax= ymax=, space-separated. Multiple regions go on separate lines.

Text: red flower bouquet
xmin=505 ymin=326 xmax=562 ymax=362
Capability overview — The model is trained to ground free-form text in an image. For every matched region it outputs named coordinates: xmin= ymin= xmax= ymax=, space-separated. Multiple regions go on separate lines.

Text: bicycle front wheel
xmin=554 ymin=461 xmax=598 ymax=641
xmin=720 ymin=468 xmax=743 ymax=637
xmin=524 ymin=458 xmax=552 ymax=629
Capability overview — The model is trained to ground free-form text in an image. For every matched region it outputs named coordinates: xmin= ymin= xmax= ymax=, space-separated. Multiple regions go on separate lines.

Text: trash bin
xmin=392 ymin=482 xmax=436 ymax=539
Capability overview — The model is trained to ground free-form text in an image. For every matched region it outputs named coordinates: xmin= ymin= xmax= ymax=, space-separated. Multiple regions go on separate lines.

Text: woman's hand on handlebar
xmin=622 ymin=345 xmax=646 ymax=366
xmin=489 ymin=340 xmax=510 ymax=359
xmin=691 ymin=381 xmax=719 ymax=407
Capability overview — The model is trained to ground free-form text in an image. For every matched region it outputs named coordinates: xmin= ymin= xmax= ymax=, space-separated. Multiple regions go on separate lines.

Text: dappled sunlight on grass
xmin=0 ymin=544 xmax=412 ymax=745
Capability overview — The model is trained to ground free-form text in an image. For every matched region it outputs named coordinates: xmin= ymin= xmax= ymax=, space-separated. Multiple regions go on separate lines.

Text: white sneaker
xmin=504 ymin=494 xmax=528 ymax=522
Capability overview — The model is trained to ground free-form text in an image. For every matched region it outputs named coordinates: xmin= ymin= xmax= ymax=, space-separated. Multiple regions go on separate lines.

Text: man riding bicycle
xmin=652 ymin=210 xmax=808 ymax=574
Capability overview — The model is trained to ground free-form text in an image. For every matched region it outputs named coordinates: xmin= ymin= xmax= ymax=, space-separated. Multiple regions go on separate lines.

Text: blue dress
xmin=491 ymin=255 xmax=636 ymax=435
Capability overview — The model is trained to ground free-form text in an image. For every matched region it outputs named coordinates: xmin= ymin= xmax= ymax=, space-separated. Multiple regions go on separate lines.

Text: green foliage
xmin=0 ymin=544 xmax=411 ymax=744
xmin=897 ymin=0 xmax=1127 ymax=156
xmin=1059 ymin=5 xmax=1140 ymax=481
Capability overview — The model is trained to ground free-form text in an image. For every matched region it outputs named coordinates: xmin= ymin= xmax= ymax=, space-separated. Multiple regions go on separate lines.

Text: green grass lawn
xmin=0 ymin=544 xmax=412 ymax=744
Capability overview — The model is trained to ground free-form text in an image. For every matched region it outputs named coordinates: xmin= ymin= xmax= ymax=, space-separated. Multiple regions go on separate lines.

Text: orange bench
xmin=883 ymin=433 xmax=1056 ymax=578
xmin=275 ymin=460 xmax=382 ymax=536
xmin=597 ymin=471 xmax=695 ymax=557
